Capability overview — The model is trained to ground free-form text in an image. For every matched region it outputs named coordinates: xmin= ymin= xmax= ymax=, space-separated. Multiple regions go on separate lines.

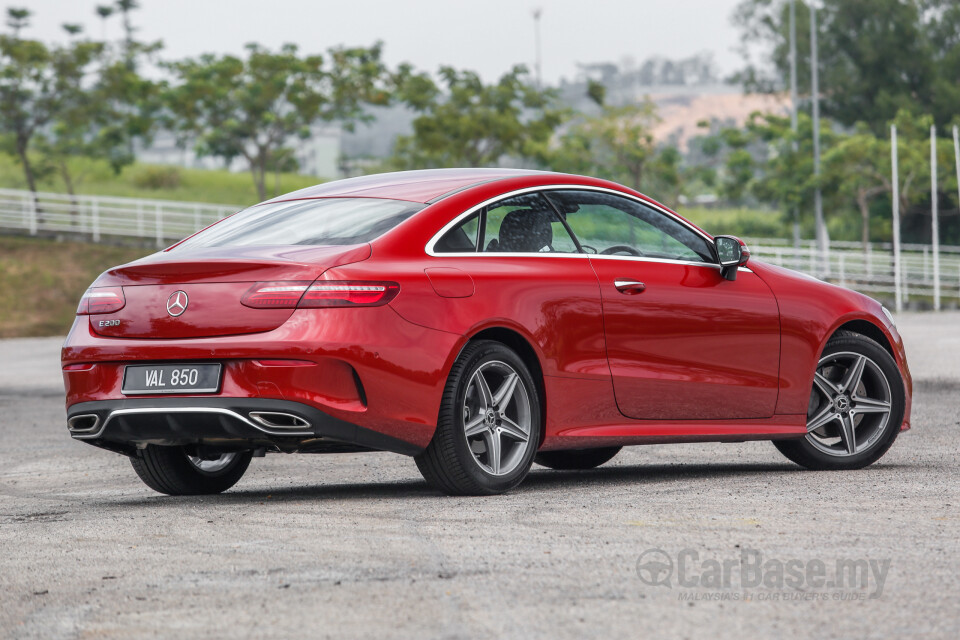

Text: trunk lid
xmin=89 ymin=244 xmax=370 ymax=339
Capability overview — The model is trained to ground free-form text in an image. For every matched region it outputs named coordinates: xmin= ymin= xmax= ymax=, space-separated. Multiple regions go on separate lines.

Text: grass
xmin=0 ymin=235 xmax=152 ymax=338
xmin=675 ymin=206 xmax=790 ymax=239
xmin=0 ymin=154 xmax=323 ymax=207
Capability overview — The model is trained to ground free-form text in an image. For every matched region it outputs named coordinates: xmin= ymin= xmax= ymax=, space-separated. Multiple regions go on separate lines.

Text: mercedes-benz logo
xmin=166 ymin=290 xmax=189 ymax=317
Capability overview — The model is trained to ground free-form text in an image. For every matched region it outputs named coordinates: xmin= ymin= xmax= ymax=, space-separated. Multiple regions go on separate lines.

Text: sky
xmin=20 ymin=0 xmax=746 ymax=84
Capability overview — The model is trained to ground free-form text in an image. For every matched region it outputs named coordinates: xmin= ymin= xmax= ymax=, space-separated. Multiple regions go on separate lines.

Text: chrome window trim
xmin=425 ymin=184 xmax=718 ymax=267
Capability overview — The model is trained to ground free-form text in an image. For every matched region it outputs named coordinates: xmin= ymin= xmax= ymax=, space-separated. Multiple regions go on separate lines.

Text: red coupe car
xmin=62 ymin=169 xmax=912 ymax=496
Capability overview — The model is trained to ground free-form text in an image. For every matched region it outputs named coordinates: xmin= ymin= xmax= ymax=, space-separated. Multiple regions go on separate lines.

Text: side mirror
xmin=715 ymin=235 xmax=750 ymax=281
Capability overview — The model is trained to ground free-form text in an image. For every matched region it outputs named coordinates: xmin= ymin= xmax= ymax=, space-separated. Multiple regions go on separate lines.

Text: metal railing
xmin=0 ymin=187 xmax=957 ymax=307
xmin=746 ymin=240 xmax=960 ymax=306
xmin=0 ymin=188 xmax=241 ymax=247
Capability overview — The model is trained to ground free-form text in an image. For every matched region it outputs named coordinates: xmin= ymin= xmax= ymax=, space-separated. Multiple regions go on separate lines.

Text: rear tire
xmin=535 ymin=447 xmax=621 ymax=470
xmin=774 ymin=332 xmax=905 ymax=470
xmin=130 ymin=446 xmax=252 ymax=495
xmin=415 ymin=340 xmax=541 ymax=496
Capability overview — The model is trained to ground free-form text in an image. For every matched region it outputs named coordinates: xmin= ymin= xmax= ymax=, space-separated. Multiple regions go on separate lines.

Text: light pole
xmin=931 ymin=125 xmax=940 ymax=311
xmin=789 ymin=0 xmax=798 ymax=132
xmin=533 ymin=8 xmax=543 ymax=89
xmin=789 ymin=0 xmax=800 ymax=249
xmin=891 ymin=125 xmax=903 ymax=312
xmin=810 ymin=2 xmax=827 ymax=275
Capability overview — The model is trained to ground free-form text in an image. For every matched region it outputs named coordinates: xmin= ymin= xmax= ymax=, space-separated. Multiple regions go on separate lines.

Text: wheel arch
xmin=827 ymin=318 xmax=895 ymax=359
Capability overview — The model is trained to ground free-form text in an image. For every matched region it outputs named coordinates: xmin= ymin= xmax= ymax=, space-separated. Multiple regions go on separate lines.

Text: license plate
xmin=122 ymin=364 xmax=222 ymax=395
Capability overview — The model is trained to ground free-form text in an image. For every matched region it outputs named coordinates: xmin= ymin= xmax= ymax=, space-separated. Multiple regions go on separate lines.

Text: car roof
xmin=261 ymin=168 xmax=551 ymax=205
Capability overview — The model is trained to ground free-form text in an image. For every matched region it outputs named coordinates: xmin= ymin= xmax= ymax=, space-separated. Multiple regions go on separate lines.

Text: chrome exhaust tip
xmin=68 ymin=414 xmax=100 ymax=434
xmin=248 ymin=411 xmax=311 ymax=431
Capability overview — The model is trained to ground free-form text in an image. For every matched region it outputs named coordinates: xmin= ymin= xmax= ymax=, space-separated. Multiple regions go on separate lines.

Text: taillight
xmin=299 ymin=281 xmax=399 ymax=308
xmin=240 ymin=281 xmax=313 ymax=308
xmin=77 ymin=287 xmax=125 ymax=315
xmin=241 ymin=280 xmax=399 ymax=309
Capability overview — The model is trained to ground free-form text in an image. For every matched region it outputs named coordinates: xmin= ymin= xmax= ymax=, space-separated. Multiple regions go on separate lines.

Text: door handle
xmin=614 ymin=279 xmax=646 ymax=294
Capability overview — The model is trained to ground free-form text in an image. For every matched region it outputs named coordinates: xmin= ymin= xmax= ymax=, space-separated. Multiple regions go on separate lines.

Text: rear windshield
xmin=176 ymin=198 xmax=425 ymax=249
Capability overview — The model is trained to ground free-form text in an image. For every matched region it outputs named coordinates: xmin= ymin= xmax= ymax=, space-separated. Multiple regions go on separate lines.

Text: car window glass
xmin=482 ymin=193 xmax=578 ymax=254
xmin=434 ymin=213 xmax=480 ymax=253
xmin=176 ymin=198 xmax=424 ymax=248
xmin=544 ymin=190 xmax=713 ymax=262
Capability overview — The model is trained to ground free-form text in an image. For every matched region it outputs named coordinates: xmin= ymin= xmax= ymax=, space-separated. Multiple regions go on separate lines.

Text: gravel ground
xmin=0 ymin=313 xmax=958 ymax=639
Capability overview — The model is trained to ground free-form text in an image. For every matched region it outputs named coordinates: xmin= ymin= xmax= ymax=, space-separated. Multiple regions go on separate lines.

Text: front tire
xmin=774 ymin=332 xmax=905 ymax=470
xmin=415 ymin=340 xmax=541 ymax=495
xmin=535 ymin=447 xmax=621 ymax=470
xmin=130 ymin=446 xmax=252 ymax=495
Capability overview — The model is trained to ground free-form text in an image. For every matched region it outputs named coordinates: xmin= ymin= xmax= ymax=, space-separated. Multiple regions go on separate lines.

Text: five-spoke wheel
xmin=775 ymin=331 xmax=904 ymax=470
xmin=416 ymin=340 xmax=540 ymax=495
xmin=805 ymin=351 xmax=893 ymax=456
xmin=461 ymin=361 xmax=533 ymax=476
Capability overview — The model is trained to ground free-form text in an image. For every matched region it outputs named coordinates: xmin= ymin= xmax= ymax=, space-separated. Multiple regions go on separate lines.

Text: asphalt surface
xmin=1 ymin=314 xmax=958 ymax=639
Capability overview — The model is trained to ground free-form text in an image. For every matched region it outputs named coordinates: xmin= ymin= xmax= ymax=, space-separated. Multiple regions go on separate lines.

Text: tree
xmin=24 ymin=3 xmax=160 ymax=202
xmin=547 ymin=90 xmax=684 ymax=204
xmin=165 ymin=42 xmax=391 ymax=200
xmin=5 ymin=7 xmax=28 ymax=36
xmin=33 ymin=27 xmax=105 ymax=203
xmin=0 ymin=10 xmax=59 ymax=197
xmin=822 ymin=124 xmax=894 ymax=250
xmin=114 ymin=0 xmax=139 ymax=66
xmin=95 ymin=5 xmax=113 ymax=39
xmin=733 ymin=0 xmax=959 ymax=132
xmin=391 ymin=65 xmax=564 ymax=169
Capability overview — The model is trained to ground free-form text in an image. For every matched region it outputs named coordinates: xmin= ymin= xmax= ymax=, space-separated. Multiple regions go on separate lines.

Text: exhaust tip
xmin=68 ymin=414 xmax=100 ymax=434
xmin=248 ymin=411 xmax=311 ymax=431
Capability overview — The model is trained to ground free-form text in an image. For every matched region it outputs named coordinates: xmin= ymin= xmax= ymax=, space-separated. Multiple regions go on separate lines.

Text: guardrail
xmin=0 ymin=188 xmax=241 ymax=247
xmin=746 ymin=241 xmax=960 ymax=306
xmin=0 ymin=188 xmax=956 ymax=307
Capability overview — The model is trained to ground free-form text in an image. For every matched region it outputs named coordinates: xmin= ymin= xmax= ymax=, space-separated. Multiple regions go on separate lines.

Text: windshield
xmin=176 ymin=198 xmax=425 ymax=249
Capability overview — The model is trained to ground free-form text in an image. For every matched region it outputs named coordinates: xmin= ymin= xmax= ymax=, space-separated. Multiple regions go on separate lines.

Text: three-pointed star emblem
xmin=166 ymin=290 xmax=189 ymax=317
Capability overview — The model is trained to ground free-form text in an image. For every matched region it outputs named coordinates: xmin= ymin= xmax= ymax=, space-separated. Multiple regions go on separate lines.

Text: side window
xmin=434 ymin=212 xmax=480 ymax=253
xmin=482 ymin=192 xmax=578 ymax=254
xmin=544 ymin=190 xmax=714 ymax=263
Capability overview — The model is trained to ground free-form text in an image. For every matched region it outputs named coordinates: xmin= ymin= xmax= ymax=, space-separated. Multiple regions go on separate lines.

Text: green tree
xmin=0 ymin=9 xmax=97 ymax=199
xmin=5 ymin=6 xmax=27 ymax=36
xmin=165 ymin=42 xmax=391 ymax=200
xmin=822 ymin=124 xmax=891 ymax=250
xmin=733 ymin=0 xmax=959 ymax=132
xmin=391 ymin=65 xmax=564 ymax=169
xmin=547 ymin=92 xmax=686 ymax=205
xmin=32 ymin=26 xmax=106 ymax=202
xmin=698 ymin=112 xmax=840 ymax=235
xmin=549 ymin=99 xmax=659 ymax=188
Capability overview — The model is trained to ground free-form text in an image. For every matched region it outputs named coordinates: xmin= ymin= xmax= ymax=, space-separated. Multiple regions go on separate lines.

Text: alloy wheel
xmin=187 ymin=452 xmax=238 ymax=473
xmin=805 ymin=351 xmax=893 ymax=457
xmin=461 ymin=360 xmax=533 ymax=476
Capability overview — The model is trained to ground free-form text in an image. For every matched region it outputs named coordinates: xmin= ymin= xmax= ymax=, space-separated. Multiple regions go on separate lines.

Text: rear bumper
xmin=62 ymin=305 xmax=464 ymax=453
xmin=67 ymin=397 xmax=423 ymax=456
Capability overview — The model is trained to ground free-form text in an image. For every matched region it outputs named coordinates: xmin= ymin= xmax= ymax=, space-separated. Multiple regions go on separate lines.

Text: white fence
xmin=0 ymin=188 xmax=241 ymax=247
xmin=0 ymin=188 xmax=956 ymax=307
xmin=746 ymin=238 xmax=960 ymax=306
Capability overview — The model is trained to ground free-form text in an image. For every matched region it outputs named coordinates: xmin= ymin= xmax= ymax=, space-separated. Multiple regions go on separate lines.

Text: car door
xmin=544 ymin=189 xmax=781 ymax=421
xmin=428 ymin=191 xmax=608 ymax=380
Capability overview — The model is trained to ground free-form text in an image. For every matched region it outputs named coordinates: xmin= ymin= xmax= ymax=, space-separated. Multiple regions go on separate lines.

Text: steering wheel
xmin=580 ymin=244 xmax=598 ymax=254
xmin=600 ymin=245 xmax=644 ymax=257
